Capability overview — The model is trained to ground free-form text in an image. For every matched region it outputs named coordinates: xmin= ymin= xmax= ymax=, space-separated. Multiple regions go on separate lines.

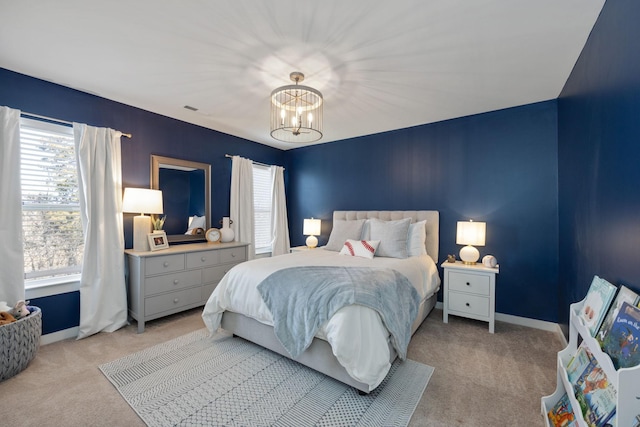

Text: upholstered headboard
xmin=332 ymin=210 xmax=439 ymax=264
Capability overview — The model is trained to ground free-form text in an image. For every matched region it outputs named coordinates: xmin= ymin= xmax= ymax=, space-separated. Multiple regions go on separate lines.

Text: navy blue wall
xmin=286 ymin=101 xmax=560 ymax=321
xmin=1 ymin=68 xmax=284 ymax=334
xmin=558 ymin=0 xmax=640 ymax=332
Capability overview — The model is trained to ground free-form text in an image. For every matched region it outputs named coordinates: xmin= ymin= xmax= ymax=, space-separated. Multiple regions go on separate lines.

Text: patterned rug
xmin=99 ymin=329 xmax=433 ymax=427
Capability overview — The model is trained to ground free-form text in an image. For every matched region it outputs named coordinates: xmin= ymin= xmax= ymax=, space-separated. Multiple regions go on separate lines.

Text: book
xmin=566 ymin=342 xmax=593 ymax=384
xmin=579 ymin=276 xmax=617 ymax=336
xmin=601 ymin=301 xmax=640 ymax=369
xmin=573 ymin=358 xmax=617 ymax=427
xmin=596 ymin=285 xmax=640 ymax=347
xmin=547 ymin=393 xmax=577 ymax=427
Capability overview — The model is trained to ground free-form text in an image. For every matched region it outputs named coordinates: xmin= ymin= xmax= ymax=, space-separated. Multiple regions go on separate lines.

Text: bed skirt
xmin=221 ymin=291 xmax=437 ymax=392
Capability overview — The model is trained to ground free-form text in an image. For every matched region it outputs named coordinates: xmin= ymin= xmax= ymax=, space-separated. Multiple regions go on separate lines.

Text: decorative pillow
xmin=339 ymin=239 xmax=380 ymax=259
xmin=369 ymin=217 xmax=411 ymax=258
xmin=407 ymin=220 xmax=427 ymax=257
xmin=324 ymin=219 xmax=366 ymax=251
xmin=185 ymin=215 xmax=206 ymax=235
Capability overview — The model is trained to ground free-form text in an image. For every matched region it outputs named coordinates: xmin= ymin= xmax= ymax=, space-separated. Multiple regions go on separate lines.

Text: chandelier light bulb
xmin=307 ymin=112 xmax=313 ymax=123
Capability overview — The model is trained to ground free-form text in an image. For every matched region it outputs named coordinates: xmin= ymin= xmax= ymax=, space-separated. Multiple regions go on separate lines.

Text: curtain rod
xmin=225 ymin=154 xmax=284 ymax=170
xmin=20 ymin=112 xmax=132 ymax=138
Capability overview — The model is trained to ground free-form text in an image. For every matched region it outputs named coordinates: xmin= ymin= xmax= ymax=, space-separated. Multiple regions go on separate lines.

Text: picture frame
xmin=148 ymin=231 xmax=169 ymax=251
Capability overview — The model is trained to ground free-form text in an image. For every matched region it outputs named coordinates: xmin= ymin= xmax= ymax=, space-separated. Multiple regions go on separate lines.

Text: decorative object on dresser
xmin=147 ymin=230 xmax=169 ymax=251
xmin=122 ymin=187 xmax=164 ymax=252
xmin=303 ymin=217 xmax=321 ymax=248
xmin=482 ymin=254 xmax=497 ymax=268
xmin=541 ymin=277 xmax=640 ymax=427
xmin=219 ymin=217 xmax=234 ymax=242
xmin=441 ymin=260 xmax=499 ymax=333
xmin=125 ymin=242 xmax=248 ymax=333
xmin=205 ymin=227 xmax=221 ymax=243
xmin=456 ymin=220 xmax=486 ymax=264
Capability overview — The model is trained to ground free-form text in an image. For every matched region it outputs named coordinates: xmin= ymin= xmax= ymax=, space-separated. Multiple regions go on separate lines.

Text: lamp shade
xmin=303 ymin=218 xmax=321 ymax=236
xmin=122 ymin=188 xmax=163 ymax=215
xmin=456 ymin=221 xmax=486 ymax=246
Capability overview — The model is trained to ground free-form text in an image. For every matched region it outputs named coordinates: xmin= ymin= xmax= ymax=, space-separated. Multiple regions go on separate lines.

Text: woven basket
xmin=0 ymin=306 xmax=41 ymax=381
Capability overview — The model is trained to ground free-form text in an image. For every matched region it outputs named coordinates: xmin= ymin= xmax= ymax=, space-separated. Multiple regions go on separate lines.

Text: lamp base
xmin=306 ymin=235 xmax=318 ymax=249
xmin=459 ymin=245 xmax=480 ymax=264
xmin=133 ymin=215 xmax=151 ymax=251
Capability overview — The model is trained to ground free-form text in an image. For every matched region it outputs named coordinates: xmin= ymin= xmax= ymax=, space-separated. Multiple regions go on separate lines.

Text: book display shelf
xmin=541 ymin=297 xmax=640 ymax=426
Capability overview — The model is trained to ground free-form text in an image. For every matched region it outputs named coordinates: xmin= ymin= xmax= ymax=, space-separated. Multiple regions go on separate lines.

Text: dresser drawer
xmin=448 ymin=271 xmax=490 ymax=296
xmin=448 ymin=292 xmax=490 ymax=317
xmin=145 ymin=287 xmax=201 ymax=316
xmin=186 ymin=250 xmax=221 ymax=269
xmin=202 ymin=283 xmax=217 ymax=301
xmin=145 ymin=270 xmax=201 ymax=295
xmin=219 ymin=247 xmax=246 ymax=264
xmin=145 ymin=254 xmax=185 ymax=276
xmin=203 ymin=263 xmax=238 ymax=284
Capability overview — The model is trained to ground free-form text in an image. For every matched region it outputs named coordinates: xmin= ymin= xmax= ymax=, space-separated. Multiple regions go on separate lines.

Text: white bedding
xmin=202 ymin=248 xmax=440 ymax=390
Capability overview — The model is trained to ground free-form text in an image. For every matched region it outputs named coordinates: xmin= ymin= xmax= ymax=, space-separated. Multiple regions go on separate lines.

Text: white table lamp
xmin=456 ymin=220 xmax=486 ymax=264
xmin=303 ymin=218 xmax=321 ymax=248
xmin=123 ymin=188 xmax=164 ymax=251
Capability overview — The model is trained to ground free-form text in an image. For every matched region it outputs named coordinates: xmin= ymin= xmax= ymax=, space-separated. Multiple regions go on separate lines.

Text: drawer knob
xmin=201 ymin=257 xmax=206 ymax=262
xmin=466 ymin=282 xmax=470 ymax=286
xmin=163 ymin=262 xmax=169 ymax=267
xmin=466 ymin=302 xmax=470 ymax=307
xmin=173 ymin=298 xmax=179 ymax=304
xmin=231 ymin=253 xmax=236 ymax=258
xmin=173 ymin=279 xmax=179 ymax=285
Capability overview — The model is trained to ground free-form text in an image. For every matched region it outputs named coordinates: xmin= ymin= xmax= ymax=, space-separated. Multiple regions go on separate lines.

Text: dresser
xmin=125 ymin=242 xmax=248 ymax=332
xmin=441 ymin=260 xmax=499 ymax=333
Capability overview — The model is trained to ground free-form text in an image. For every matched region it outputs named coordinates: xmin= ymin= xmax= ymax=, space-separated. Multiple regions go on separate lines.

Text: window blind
xmin=252 ymin=164 xmax=273 ymax=253
xmin=20 ymin=118 xmax=84 ymax=280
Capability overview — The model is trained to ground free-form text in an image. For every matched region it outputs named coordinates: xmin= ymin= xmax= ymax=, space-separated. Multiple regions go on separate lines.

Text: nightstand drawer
xmin=145 ymin=287 xmax=201 ymax=316
xmin=448 ymin=271 xmax=490 ymax=296
xmin=219 ymin=247 xmax=246 ymax=264
xmin=448 ymin=292 xmax=490 ymax=317
xmin=186 ymin=251 xmax=220 ymax=269
xmin=145 ymin=270 xmax=201 ymax=295
xmin=145 ymin=254 xmax=185 ymax=276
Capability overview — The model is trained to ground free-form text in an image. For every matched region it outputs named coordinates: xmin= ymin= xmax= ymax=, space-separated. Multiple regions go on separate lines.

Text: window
xmin=253 ymin=164 xmax=273 ymax=254
xmin=20 ymin=118 xmax=84 ymax=280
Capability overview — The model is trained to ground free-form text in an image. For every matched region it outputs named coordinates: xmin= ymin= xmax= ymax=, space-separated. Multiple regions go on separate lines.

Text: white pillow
xmin=407 ymin=220 xmax=427 ymax=257
xmin=369 ymin=217 xmax=411 ymax=258
xmin=324 ymin=219 xmax=366 ymax=251
xmin=339 ymin=239 xmax=380 ymax=259
xmin=185 ymin=215 xmax=206 ymax=234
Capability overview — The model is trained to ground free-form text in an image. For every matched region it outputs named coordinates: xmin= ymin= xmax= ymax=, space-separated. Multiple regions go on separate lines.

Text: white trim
xmin=435 ymin=301 xmax=565 ymax=339
xmin=25 ymin=276 xmax=81 ymax=299
xmin=40 ymin=326 xmax=78 ymax=345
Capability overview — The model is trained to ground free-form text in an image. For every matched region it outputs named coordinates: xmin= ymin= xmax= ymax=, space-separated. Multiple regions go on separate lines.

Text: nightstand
xmin=441 ymin=260 xmax=499 ymax=333
xmin=290 ymin=246 xmax=314 ymax=253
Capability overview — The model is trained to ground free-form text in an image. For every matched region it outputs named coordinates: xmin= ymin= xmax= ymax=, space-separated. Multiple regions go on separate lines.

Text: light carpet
xmin=99 ymin=329 xmax=433 ymax=427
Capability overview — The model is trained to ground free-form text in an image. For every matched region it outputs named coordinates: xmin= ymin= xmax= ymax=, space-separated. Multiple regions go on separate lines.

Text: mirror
xmin=150 ymin=155 xmax=211 ymax=243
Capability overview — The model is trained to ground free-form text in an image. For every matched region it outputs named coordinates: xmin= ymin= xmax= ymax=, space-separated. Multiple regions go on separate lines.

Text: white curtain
xmin=0 ymin=106 xmax=25 ymax=305
xmin=230 ymin=155 xmax=255 ymax=260
xmin=74 ymin=123 xmax=127 ymax=339
xmin=270 ymin=166 xmax=290 ymax=256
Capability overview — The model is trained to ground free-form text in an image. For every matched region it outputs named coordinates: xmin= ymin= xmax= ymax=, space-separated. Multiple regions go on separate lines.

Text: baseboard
xmin=435 ymin=301 xmax=564 ymax=337
xmin=40 ymin=326 xmax=78 ymax=345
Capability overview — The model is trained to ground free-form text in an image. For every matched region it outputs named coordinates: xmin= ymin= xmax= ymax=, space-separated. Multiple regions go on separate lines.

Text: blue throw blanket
xmin=257 ymin=266 xmax=420 ymax=360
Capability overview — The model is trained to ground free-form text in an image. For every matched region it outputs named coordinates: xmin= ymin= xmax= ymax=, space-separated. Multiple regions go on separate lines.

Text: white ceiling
xmin=0 ymin=1 xmax=605 ymax=150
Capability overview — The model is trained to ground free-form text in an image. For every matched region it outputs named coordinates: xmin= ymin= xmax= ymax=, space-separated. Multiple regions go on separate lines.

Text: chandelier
xmin=270 ymin=72 xmax=323 ymax=143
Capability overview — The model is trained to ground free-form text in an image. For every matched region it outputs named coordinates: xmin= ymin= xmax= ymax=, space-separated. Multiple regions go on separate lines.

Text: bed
xmin=202 ymin=210 xmax=440 ymax=392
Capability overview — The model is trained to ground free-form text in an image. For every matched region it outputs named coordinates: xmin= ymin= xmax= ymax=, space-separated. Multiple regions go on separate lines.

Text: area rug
xmin=99 ymin=329 xmax=433 ymax=427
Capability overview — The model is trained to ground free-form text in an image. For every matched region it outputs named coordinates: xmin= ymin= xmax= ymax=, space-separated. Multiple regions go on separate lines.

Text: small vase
xmin=220 ymin=217 xmax=235 ymax=243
